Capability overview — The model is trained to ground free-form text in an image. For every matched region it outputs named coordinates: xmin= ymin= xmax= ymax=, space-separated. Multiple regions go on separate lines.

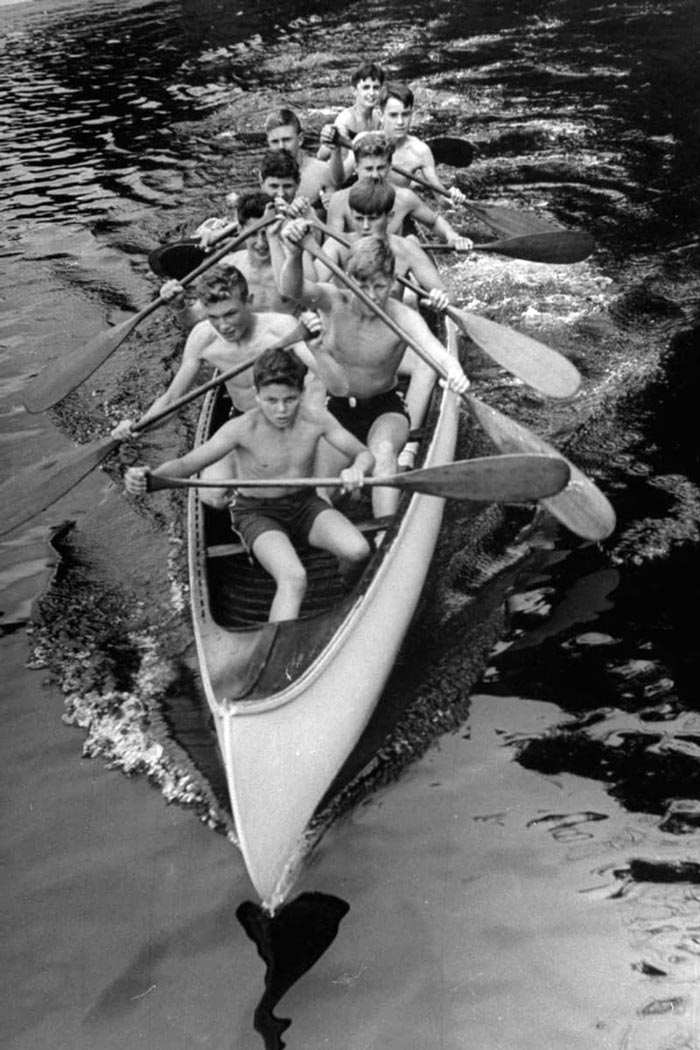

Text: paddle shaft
xmin=145 ymin=453 xmax=571 ymax=503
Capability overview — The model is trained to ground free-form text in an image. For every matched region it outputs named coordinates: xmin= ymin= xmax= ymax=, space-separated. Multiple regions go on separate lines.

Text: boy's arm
xmin=277 ymin=220 xmax=335 ymax=310
xmin=320 ymin=416 xmax=375 ymax=489
xmin=392 ymin=300 xmax=469 ymax=393
xmin=124 ymin=418 xmax=244 ymax=495
xmin=406 ymin=189 xmax=472 ymax=251
xmin=402 ymin=240 xmax=454 ymax=308
xmin=325 ymin=189 xmax=348 ymax=234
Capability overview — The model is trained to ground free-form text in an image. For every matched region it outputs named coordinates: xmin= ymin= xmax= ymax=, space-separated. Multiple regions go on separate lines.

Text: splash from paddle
xmin=300 ymin=236 xmax=616 ymax=541
xmin=0 ymin=326 xmax=307 ymax=538
xmin=145 ymin=454 xmax=571 ymax=504
xmin=22 ymin=213 xmax=278 ymax=414
xmin=310 ymin=219 xmax=581 ymax=399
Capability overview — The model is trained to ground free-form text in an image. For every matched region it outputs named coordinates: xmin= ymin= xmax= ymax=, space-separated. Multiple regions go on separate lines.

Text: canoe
xmin=187 ymin=318 xmax=461 ymax=911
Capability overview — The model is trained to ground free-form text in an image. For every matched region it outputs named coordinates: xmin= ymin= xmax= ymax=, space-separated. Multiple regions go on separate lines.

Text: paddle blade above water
xmin=466 ymin=396 xmax=617 ymax=541
xmin=463 ymin=202 xmax=562 ymax=239
xmin=381 ymin=454 xmax=571 ymax=503
xmin=0 ymin=435 xmax=119 ymax=537
xmin=475 ymin=230 xmax=595 ymax=264
xmin=427 ymin=136 xmax=476 ymax=167
xmin=451 ymin=308 xmax=581 ymax=399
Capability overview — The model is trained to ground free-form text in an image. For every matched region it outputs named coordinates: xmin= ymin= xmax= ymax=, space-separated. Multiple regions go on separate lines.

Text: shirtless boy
xmin=113 ymin=263 xmax=319 ymax=506
xmin=278 ymin=224 xmax=469 ymax=516
xmin=314 ymin=179 xmax=453 ymax=310
xmin=264 ymin=108 xmax=345 ymax=208
xmin=325 ymin=132 xmax=471 ymax=250
xmin=316 ymin=61 xmax=384 ymax=162
xmin=124 ymin=348 xmax=373 ymax=623
xmin=378 ymin=81 xmax=466 ymax=206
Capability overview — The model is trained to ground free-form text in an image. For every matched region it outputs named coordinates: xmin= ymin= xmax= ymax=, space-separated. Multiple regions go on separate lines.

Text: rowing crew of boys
xmin=119 ymin=65 xmax=471 ymax=622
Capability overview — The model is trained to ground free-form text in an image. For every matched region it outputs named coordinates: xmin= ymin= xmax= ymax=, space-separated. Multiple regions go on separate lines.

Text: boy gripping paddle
xmin=378 ymin=81 xmax=467 ymax=206
xmin=113 ymin=263 xmax=331 ymax=506
xmin=276 ymin=222 xmax=469 ymax=516
xmin=125 ymin=348 xmax=373 ymax=623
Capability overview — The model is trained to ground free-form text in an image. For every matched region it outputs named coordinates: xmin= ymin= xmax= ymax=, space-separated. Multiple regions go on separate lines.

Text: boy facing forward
xmin=277 ymin=225 xmax=469 ymax=516
xmin=125 ymin=349 xmax=373 ymax=623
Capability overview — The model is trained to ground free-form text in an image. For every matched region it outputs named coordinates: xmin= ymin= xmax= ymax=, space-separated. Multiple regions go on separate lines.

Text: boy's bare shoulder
xmin=184 ymin=318 xmax=219 ymax=356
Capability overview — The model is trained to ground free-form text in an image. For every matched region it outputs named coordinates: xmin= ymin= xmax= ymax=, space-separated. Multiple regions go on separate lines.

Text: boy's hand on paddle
xmin=286 ymin=195 xmax=313 ymax=220
xmin=425 ymin=288 xmax=451 ymax=312
xmin=319 ymin=123 xmax=339 ymax=148
xmin=339 ymin=463 xmax=366 ymax=492
xmin=282 ymin=218 xmax=312 ymax=251
xmin=448 ymin=234 xmax=474 ymax=252
xmin=448 ymin=186 xmax=468 ymax=206
xmin=443 ymin=360 xmax=470 ymax=395
xmin=299 ymin=308 xmax=323 ymax=340
xmin=111 ymin=418 xmax=136 ymax=440
xmin=124 ymin=466 xmax=151 ymax=496
xmin=159 ymin=279 xmax=187 ymax=308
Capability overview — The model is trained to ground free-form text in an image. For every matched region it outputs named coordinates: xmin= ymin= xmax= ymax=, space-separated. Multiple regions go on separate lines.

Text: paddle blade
xmin=148 ymin=239 xmax=207 ymax=280
xmin=466 ymin=396 xmax=616 ymax=541
xmin=389 ymin=454 xmax=570 ymax=502
xmin=0 ymin=435 xmax=118 ymax=537
xmin=475 ymin=230 xmax=595 ymax=264
xmin=450 ymin=308 xmax=581 ymax=399
xmin=23 ymin=309 xmax=152 ymax=414
xmin=463 ymin=202 xmax=561 ymax=239
xmin=427 ymin=136 xmax=475 ymax=168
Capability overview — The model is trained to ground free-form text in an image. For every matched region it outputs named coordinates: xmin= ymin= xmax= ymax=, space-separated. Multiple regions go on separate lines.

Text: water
xmin=2 ymin=0 xmax=700 ymax=1047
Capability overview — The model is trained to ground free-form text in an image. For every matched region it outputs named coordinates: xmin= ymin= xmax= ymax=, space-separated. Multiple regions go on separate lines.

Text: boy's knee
xmin=280 ymin=563 xmax=307 ymax=592
xmin=372 ymin=440 xmax=398 ymax=473
xmin=348 ymin=535 xmax=371 ymax=563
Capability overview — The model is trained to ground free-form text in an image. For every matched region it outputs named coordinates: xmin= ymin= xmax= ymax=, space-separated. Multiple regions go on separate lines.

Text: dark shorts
xmin=229 ymin=490 xmax=332 ymax=553
xmin=326 ymin=388 xmax=410 ymax=444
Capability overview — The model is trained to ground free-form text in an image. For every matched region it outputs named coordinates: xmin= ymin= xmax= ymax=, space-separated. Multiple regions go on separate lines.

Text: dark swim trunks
xmin=326 ymin=387 xmax=410 ymax=444
xmin=229 ymin=489 xmax=332 ymax=553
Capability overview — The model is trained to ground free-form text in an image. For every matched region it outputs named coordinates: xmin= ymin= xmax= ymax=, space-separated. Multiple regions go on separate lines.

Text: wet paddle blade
xmin=463 ymin=202 xmax=562 ymax=239
xmin=377 ymin=454 xmax=571 ymax=502
xmin=148 ymin=239 xmax=207 ymax=280
xmin=450 ymin=307 xmax=581 ymax=399
xmin=0 ymin=435 xmax=119 ymax=537
xmin=466 ymin=396 xmax=617 ymax=540
xmin=475 ymin=230 xmax=595 ymax=264
xmin=426 ymin=136 xmax=476 ymax=167
xmin=22 ymin=308 xmax=155 ymax=414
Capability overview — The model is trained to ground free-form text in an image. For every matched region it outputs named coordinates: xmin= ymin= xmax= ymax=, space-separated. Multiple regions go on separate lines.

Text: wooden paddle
xmin=419 ymin=230 xmax=595 ymax=264
xmin=300 ymin=237 xmax=616 ymax=541
xmin=146 ymin=454 xmax=570 ymax=504
xmin=310 ymin=219 xmax=581 ymax=399
xmin=22 ymin=213 xmax=277 ymax=414
xmin=0 ymin=326 xmax=306 ymax=538
xmin=426 ymin=136 xmax=476 ymax=168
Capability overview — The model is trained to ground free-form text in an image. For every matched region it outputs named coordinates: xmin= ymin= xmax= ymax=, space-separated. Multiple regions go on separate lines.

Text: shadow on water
xmin=236 ymin=892 xmax=350 ymax=1050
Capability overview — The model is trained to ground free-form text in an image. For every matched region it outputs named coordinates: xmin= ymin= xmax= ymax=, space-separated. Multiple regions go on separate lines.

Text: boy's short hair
xmin=264 ymin=108 xmax=303 ymax=135
xmin=348 ymin=179 xmax=395 ymax=215
xmin=352 ymin=131 xmax=395 ymax=162
xmin=378 ymin=81 xmax=414 ymax=110
xmin=346 ymin=235 xmax=395 ymax=281
xmin=352 ymin=62 xmax=385 ymax=86
xmin=237 ymin=189 xmax=273 ymax=226
xmin=259 ymin=149 xmax=300 ymax=183
xmin=253 ymin=347 xmax=307 ymax=391
xmin=195 ymin=263 xmax=249 ymax=304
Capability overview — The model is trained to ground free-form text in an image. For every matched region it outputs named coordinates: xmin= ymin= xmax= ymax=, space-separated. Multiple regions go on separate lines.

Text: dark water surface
xmin=2 ymin=0 xmax=700 ymax=1047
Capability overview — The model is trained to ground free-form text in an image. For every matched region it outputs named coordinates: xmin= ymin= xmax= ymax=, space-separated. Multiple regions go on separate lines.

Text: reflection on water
xmin=237 ymin=892 xmax=350 ymax=1050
